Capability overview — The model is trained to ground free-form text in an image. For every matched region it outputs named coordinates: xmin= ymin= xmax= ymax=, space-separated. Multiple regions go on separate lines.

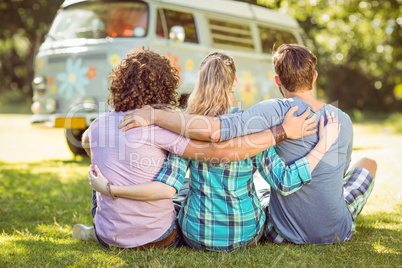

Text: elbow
xmin=279 ymin=190 xmax=293 ymax=196
xmin=209 ymin=131 xmax=220 ymax=143
xmin=166 ymin=186 xmax=177 ymax=199
xmin=81 ymin=140 xmax=91 ymax=157
xmin=208 ymin=120 xmax=221 ymax=142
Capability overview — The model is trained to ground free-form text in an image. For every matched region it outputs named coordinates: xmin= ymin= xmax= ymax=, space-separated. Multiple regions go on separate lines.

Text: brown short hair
xmin=108 ymin=49 xmax=180 ymax=112
xmin=272 ymin=44 xmax=317 ymax=92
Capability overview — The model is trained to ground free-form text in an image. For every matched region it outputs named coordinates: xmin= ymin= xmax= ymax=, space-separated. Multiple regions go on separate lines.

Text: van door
xmin=257 ymin=24 xmax=299 ymax=100
xmin=205 ymin=16 xmax=265 ymax=110
xmin=204 ymin=15 xmax=302 ymax=110
xmin=151 ymin=6 xmax=208 ymax=98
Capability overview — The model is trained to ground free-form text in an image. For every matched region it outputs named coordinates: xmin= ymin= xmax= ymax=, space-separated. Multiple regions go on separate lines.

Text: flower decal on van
xmin=86 ymin=67 xmax=97 ymax=80
xmin=167 ymin=52 xmax=182 ymax=73
xmin=56 ymin=58 xmax=89 ymax=99
xmin=238 ymin=71 xmax=257 ymax=106
xmin=109 ymin=54 xmax=121 ymax=68
xmin=48 ymin=77 xmax=57 ymax=94
xmin=36 ymin=58 xmax=45 ymax=69
xmin=186 ymin=59 xmax=194 ymax=71
xmin=261 ymin=71 xmax=275 ymax=100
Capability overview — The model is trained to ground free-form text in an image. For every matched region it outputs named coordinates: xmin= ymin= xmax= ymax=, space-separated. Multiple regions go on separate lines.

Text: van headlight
xmin=83 ymin=97 xmax=97 ymax=112
xmin=45 ymin=98 xmax=57 ymax=113
xmin=32 ymin=77 xmax=47 ymax=95
xmin=31 ymin=101 xmax=41 ymax=114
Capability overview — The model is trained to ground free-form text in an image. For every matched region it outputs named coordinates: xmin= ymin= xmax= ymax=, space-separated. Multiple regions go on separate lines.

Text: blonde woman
xmin=88 ymin=52 xmax=340 ymax=251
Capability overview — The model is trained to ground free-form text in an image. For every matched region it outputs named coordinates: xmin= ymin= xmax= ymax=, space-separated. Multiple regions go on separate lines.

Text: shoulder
xmin=325 ymin=105 xmax=352 ymax=125
xmin=88 ymin=111 xmax=110 ymax=130
xmin=325 ymin=105 xmax=353 ymax=138
xmin=252 ymin=98 xmax=313 ymax=117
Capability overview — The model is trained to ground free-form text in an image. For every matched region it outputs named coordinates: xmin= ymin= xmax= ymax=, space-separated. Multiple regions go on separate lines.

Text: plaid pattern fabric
xmin=265 ymin=214 xmax=292 ymax=244
xmin=259 ymin=191 xmax=292 ymax=244
xmin=156 ymin=147 xmax=311 ymax=251
xmin=343 ymin=167 xmax=375 ymax=240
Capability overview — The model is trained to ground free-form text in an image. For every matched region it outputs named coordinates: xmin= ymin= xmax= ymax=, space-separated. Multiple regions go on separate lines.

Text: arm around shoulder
xmin=120 ymin=106 xmax=221 ymax=142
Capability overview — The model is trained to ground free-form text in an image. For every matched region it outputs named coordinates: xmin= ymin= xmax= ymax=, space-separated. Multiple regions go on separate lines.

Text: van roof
xmin=61 ymin=0 xmax=300 ymax=29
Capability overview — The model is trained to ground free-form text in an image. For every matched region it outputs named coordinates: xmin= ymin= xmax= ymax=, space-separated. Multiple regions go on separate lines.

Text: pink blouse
xmin=88 ymin=111 xmax=189 ymax=248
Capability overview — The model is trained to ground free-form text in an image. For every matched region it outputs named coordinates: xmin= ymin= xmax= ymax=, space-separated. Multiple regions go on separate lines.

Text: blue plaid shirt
xmin=155 ymin=147 xmax=311 ymax=251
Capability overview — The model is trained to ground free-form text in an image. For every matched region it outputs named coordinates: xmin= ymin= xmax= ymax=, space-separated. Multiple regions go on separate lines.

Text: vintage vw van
xmin=31 ymin=0 xmax=305 ymax=154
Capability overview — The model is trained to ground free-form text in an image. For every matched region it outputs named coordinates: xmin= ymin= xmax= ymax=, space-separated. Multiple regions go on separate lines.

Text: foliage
xmin=0 ymin=0 xmax=63 ymax=100
xmin=385 ymin=112 xmax=402 ymax=133
xmin=255 ymin=0 xmax=402 ymax=111
xmin=1 ymin=0 xmax=401 ymax=112
xmin=0 ymin=157 xmax=401 ymax=267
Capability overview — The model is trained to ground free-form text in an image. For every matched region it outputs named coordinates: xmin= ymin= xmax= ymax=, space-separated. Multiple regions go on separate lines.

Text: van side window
xmin=259 ymin=26 xmax=297 ymax=53
xmin=156 ymin=8 xmax=198 ymax=43
xmin=208 ymin=19 xmax=254 ymax=51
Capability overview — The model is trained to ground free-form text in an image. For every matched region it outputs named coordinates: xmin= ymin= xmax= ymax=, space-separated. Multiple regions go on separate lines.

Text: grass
xmin=0 ymin=91 xmax=31 ymax=114
xmin=0 ymin=114 xmax=401 ymax=267
xmin=347 ymin=109 xmax=402 ymax=134
xmin=385 ymin=113 xmax=402 ymax=134
xmin=0 ymin=159 xmax=401 ymax=267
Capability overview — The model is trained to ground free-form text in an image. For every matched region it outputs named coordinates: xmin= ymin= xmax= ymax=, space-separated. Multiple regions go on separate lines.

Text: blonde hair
xmin=186 ymin=52 xmax=236 ymax=116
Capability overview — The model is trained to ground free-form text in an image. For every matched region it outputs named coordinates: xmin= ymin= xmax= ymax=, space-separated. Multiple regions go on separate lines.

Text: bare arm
xmin=120 ymin=106 xmax=221 ymax=142
xmin=305 ymin=111 xmax=341 ymax=171
xmin=81 ymin=129 xmax=91 ymax=157
xmin=88 ymin=165 xmax=176 ymax=200
xmin=181 ymin=107 xmax=318 ymax=162
xmin=119 ymin=105 xmax=317 ymax=142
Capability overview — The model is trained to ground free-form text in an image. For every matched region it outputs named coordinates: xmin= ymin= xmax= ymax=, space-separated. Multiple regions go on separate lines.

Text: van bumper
xmin=31 ymin=113 xmax=98 ymax=129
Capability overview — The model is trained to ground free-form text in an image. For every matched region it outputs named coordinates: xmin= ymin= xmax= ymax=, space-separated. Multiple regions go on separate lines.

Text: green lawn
xmin=0 ymin=115 xmax=401 ymax=267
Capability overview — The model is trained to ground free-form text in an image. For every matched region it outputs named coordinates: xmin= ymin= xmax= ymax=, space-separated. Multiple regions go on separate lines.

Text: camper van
xmin=31 ymin=0 xmax=305 ymax=155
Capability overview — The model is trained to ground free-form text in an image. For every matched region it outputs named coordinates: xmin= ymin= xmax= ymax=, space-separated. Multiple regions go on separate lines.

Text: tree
xmin=0 ymin=0 xmax=63 ymax=102
xmin=1 ymin=0 xmax=401 ymax=112
xmin=256 ymin=0 xmax=402 ymax=111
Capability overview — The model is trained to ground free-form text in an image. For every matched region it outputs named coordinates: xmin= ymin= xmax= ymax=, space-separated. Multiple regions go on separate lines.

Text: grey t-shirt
xmin=219 ymin=97 xmax=354 ymax=244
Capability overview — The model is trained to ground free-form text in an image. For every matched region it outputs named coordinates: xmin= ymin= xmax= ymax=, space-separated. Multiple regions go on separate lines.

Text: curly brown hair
xmin=108 ymin=49 xmax=180 ymax=112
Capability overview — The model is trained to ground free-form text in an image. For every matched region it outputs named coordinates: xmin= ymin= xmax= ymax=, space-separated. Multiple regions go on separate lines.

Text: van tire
xmin=65 ymin=128 xmax=87 ymax=156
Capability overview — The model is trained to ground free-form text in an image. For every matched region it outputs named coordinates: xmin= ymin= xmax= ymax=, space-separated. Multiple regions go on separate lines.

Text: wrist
xmin=106 ymin=182 xmax=118 ymax=200
xmin=314 ymin=140 xmax=327 ymax=154
xmin=271 ymin=124 xmax=288 ymax=145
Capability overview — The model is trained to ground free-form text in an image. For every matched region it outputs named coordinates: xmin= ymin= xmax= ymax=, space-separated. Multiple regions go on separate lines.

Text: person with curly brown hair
xmin=73 ymin=49 xmax=186 ymax=248
xmin=107 ymin=49 xmax=179 ymax=112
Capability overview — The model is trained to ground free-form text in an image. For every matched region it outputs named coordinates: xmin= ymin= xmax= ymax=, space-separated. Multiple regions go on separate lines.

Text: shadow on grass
xmin=352 ymin=146 xmax=383 ymax=151
xmin=6 ymin=224 xmax=401 ymax=267
xmin=349 ymin=212 xmax=402 ymax=261
xmin=0 ymin=159 xmax=400 ymax=267
xmin=0 ymin=159 xmax=93 ymax=233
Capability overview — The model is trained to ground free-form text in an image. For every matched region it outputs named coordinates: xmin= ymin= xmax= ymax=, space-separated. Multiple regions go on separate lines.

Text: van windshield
xmin=47 ymin=2 xmax=148 ymax=40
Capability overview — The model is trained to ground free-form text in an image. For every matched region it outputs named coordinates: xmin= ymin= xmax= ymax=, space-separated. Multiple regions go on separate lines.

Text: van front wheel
xmin=65 ymin=128 xmax=87 ymax=156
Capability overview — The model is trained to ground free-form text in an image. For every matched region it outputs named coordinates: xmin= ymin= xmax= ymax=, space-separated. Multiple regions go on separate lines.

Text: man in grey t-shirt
xmin=120 ymin=44 xmax=377 ymax=244
xmin=217 ymin=44 xmax=377 ymax=244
